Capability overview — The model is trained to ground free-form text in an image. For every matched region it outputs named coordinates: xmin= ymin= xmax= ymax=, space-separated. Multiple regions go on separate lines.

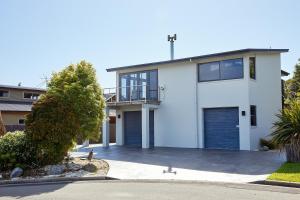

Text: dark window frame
xmin=250 ymin=105 xmax=257 ymax=126
xmin=19 ymin=119 xmax=25 ymax=125
xmin=198 ymin=58 xmax=244 ymax=82
xmin=0 ymin=90 xmax=9 ymax=98
xmin=249 ymin=57 xmax=256 ymax=80
xmin=23 ymin=92 xmax=40 ymax=100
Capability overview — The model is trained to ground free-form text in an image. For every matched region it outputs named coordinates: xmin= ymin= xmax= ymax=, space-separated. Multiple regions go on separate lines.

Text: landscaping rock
xmin=67 ymin=162 xmax=82 ymax=171
xmin=83 ymin=163 xmax=98 ymax=172
xmin=10 ymin=167 xmax=23 ymax=178
xmin=44 ymin=164 xmax=66 ymax=175
xmin=260 ymin=146 xmax=269 ymax=151
xmin=2 ymin=172 xmax=10 ymax=179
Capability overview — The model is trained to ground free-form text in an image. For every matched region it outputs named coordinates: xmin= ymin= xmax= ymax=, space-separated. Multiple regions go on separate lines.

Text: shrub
xmin=26 ymin=61 xmax=105 ymax=165
xmin=0 ymin=131 xmax=38 ymax=170
xmin=271 ymin=100 xmax=300 ymax=162
xmin=0 ymin=111 xmax=6 ymax=136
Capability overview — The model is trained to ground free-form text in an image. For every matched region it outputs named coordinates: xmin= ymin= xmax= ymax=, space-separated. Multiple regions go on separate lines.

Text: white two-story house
xmin=102 ymin=48 xmax=289 ymax=151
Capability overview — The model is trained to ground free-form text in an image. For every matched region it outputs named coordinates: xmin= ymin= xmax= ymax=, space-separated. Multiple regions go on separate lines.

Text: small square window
xmin=250 ymin=105 xmax=257 ymax=126
xmin=249 ymin=57 xmax=256 ymax=79
xmin=19 ymin=119 xmax=25 ymax=125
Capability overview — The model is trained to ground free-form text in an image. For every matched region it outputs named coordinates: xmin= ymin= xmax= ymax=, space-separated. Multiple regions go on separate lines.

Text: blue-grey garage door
xmin=124 ymin=111 xmax=154 ymax=147
xmin=204 ymin=107 xmax=239 ymax=150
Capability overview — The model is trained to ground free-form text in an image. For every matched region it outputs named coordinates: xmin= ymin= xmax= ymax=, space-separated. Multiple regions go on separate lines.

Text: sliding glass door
xmin=119 ymin=70 xmax=158 ymax=101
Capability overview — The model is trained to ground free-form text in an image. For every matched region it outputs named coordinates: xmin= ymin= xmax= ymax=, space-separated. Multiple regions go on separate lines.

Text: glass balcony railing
xmin=103 ymin=85 xmax=160 ymax=103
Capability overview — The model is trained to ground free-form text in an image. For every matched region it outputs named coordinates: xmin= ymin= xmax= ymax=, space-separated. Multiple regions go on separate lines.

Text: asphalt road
xmin=0 ymin=181 xmax=299 ymax=200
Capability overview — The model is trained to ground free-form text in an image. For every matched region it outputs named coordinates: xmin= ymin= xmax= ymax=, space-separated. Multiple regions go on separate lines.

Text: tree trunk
xmin=285 ymin=144 xmax=300 ymax=162
xmin=0 ymin=111 xmax=6 ymax=136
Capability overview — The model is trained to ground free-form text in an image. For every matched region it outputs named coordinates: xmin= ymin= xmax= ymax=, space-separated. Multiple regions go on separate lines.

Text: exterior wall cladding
xmin=114 ymin=52 xmax=282 ymax=151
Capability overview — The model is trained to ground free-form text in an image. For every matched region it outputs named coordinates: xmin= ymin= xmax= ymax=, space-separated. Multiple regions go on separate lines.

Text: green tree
xmin=0 ymin=111 xmax=6 ymax=136
xmin=271 ymin=100 xmax=300 ymax=162
xmin=285 ymin=59 xmax=300 ymax=103
xmin=26 ymin=61 xmax=105 ymax=164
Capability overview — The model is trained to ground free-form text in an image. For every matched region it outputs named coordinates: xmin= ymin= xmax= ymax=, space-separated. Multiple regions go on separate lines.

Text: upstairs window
xmin=119 ymin=70 xmax=158 ymax=101
xmin=249 ymin=57 xmax=256 ymax=79
xmin=0 ymin=90 xmax=9 ymax=98
xmin=19 ymin=119 xmax=25 ymax=125
xmin=24 ymin=92 xmax=39 ymax=100
xmin=250 ymin=105 xmax=257 ymax=126
xmin=198 ymin=58 xmax=243 ymax=82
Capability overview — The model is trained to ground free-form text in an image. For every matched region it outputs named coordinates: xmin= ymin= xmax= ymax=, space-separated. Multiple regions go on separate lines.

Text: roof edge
xmin=106 ymin=48 xmax=289 ymax=72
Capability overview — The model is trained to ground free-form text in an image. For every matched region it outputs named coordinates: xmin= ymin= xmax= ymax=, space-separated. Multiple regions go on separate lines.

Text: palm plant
xmin=271 ymin=100 xmax=300 ymax=162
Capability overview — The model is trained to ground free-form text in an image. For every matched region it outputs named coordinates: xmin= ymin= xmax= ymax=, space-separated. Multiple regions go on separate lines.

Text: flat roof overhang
xmin=106 ymin=48 xmax=289 ymax=72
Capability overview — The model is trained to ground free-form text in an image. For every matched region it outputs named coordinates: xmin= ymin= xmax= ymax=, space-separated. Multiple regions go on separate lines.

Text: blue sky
xmin=0 ymin=0 xmax=299 ymax=88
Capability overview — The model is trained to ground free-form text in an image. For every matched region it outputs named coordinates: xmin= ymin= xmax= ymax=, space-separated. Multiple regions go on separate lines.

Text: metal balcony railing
xmin=103 ymin=85 xmax=160 ymax=103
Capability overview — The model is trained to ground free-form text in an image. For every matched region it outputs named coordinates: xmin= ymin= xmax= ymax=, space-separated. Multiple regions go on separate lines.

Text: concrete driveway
xmin=72 ymin=144 xmax=285 ymax=183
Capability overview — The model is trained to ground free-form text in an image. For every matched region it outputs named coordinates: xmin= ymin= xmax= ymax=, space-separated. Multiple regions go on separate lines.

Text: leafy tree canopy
xmin=285 ymin=59 xmax=300 ymax=103
xmin=26 ymin=61 xmax=105 ymax=164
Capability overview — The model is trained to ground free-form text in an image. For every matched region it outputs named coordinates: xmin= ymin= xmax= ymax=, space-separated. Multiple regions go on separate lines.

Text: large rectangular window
xmin=249 ymin=57 xmax=256 ymax=79
xmin=0 ymin=90 xmax=9 ymax=98
xmin=24 ymin=92 xmax=39 ymax=100
xmin=119 ymin=70 xmax=158 ymax=101
xmin=198 ymin=58 xmax=243 ymax=82
xmin=198 ymin=62 xmax=220 ymax=81
xmin=250 ymin=105 xmax=257 ymax=126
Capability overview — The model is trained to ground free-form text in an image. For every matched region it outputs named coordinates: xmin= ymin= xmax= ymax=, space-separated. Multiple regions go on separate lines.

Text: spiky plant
xmin=271 ymin=100 xmax=300 ymax=162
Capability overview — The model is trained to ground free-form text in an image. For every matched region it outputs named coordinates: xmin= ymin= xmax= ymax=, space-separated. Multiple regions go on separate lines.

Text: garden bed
xmin=0 ymin=158 xmax=109 ymax=181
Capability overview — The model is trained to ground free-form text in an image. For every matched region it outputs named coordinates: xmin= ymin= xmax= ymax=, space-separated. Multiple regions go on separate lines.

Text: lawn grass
xmin=268 ymin=162 xmax=300 ymax=183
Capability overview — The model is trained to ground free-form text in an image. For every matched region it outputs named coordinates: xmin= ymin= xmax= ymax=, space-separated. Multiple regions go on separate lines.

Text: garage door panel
xmin=124 ymin=111 xmax=154 ymax=147
xmin=204 ymin=107 xmax=239 ymax=150
xmin=124 ymin=111 xmax=142 ymax=146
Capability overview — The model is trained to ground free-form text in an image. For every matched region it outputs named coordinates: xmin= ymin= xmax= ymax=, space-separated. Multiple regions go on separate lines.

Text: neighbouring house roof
xmin=0 ymin=101 xmax=33 ymax=112
xmin=106 ymin=48 xmax=289 ymax=72
xmin=0 ymin=84 xmax=46 ymax=92
xmin=281 ymin=70 xmax=290 ymax=76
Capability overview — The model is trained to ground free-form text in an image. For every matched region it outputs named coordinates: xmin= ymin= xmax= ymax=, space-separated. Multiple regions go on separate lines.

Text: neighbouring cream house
xmin=0 ymin=85 xmax=46 ymax=132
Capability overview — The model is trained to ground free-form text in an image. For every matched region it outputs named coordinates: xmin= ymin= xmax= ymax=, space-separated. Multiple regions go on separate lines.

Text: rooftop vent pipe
xmin=168 ymin=34 xmax=176 ymax=60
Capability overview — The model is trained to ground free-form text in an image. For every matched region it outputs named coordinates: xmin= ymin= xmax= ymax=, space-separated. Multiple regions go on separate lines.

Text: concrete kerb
xmin=0 ymin=176 xmax=117 ymax=187
xmin=252 ymin=180 xmax=300 ymax=189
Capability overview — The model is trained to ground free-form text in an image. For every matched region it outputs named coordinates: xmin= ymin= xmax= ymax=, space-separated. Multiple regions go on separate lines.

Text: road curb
xmin=253 ymin=180 xmax=300 ymax=188
xmin=0 ymin=176 xmax=117 ymax=187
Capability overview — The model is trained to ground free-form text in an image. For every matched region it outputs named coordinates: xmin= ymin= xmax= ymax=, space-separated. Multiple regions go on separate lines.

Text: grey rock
xmin=10 ymin=167 xmax=23 ymax=178
xmin=83 ymin=163 xmax=98 ymax=172
xmin=260 ymin=146 xmax=269 ymax=151
xmin=44 ymin=164 xmax=66 ymax=175
xmin=67 ymin=162 xmax=82 ymax=171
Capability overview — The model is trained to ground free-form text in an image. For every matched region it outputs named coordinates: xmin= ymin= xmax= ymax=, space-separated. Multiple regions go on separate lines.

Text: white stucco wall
xmin=249 ymin=54 xmax=282 ymax=150
xmin=155 ymin=62 xmax=198 ymax=148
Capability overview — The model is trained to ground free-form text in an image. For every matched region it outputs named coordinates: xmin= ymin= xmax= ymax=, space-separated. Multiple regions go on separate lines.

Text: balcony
xmin=103 ymin=85 xmax=161 ymax=108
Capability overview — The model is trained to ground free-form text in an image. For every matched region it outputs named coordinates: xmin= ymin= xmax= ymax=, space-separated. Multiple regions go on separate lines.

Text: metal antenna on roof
xmin=168 ymin=34 xmax=177 ymax=60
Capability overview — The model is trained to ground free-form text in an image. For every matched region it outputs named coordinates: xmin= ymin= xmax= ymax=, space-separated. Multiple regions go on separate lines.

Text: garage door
xmin=124 ymin=111 xmax=154 ymax=147
xmin=204 ymin=107 xmax=239 ymax=150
